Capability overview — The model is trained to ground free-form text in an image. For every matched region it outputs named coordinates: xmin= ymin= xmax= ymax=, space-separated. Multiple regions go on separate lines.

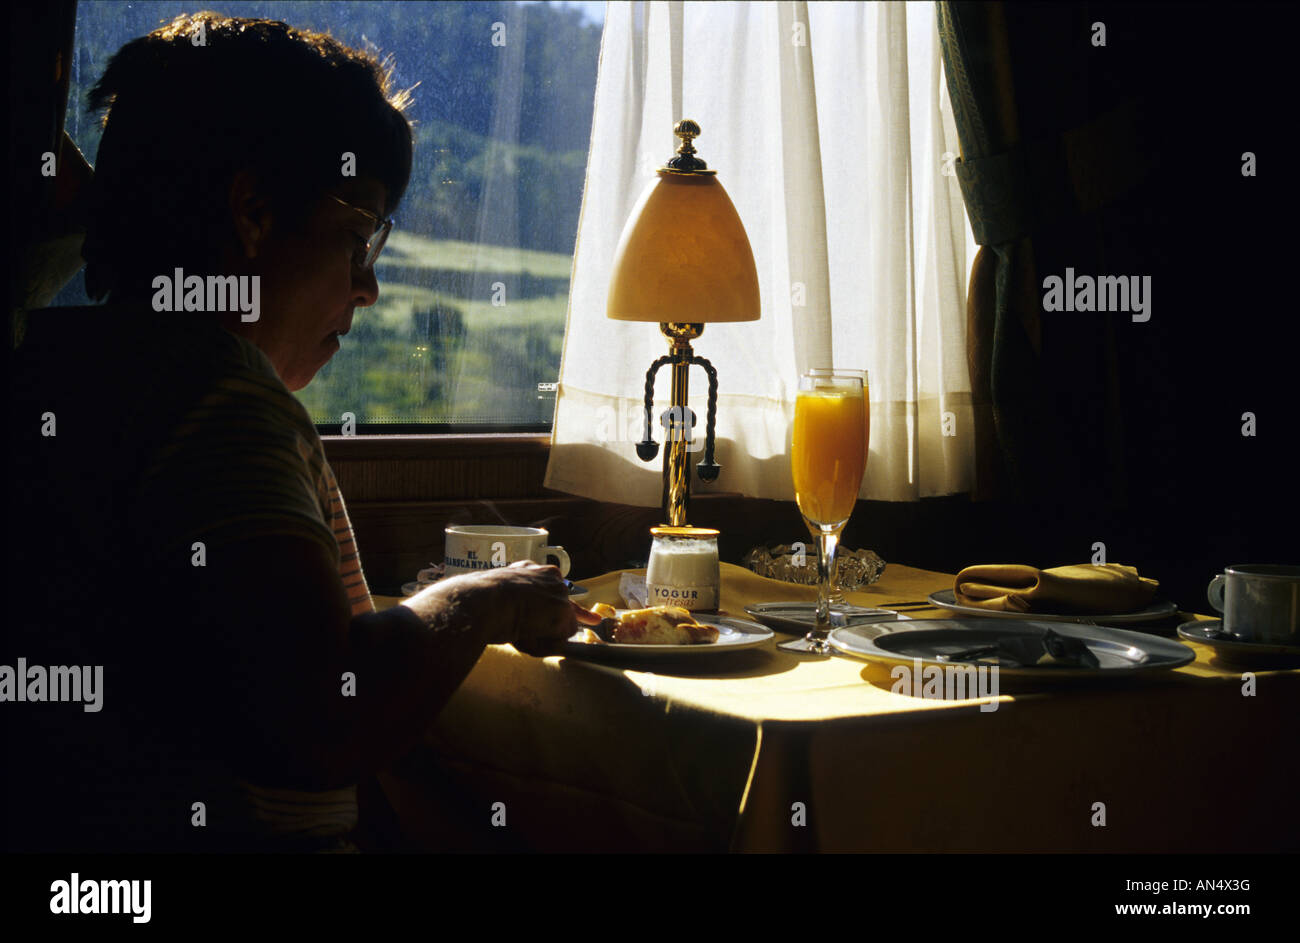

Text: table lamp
xmin=606 ymin=119 xmax=760 ymax=526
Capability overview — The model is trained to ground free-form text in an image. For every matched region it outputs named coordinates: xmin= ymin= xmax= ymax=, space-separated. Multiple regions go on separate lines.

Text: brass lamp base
xmin=634 ymin=322 xmax=721 ymax=527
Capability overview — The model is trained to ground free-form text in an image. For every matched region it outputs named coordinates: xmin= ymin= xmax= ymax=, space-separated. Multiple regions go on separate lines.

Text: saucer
xmin=401 ymin=578 xmax=589 ymax=599
xmin=1176 ymin=620 xmax=1300 ymax=668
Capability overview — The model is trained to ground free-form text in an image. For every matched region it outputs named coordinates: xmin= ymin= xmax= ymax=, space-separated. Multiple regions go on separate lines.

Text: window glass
xmin=60 ymin=0 xmax=604 ymax=432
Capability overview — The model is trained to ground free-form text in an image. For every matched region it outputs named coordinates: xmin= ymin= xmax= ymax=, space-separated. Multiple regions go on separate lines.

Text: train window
xmin=59 ymin=0 xmax=604 ymax=433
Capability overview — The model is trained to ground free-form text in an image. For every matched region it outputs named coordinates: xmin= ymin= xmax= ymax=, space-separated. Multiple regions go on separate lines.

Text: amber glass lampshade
xmin=606 ymin=136 xmax=759 ymax=323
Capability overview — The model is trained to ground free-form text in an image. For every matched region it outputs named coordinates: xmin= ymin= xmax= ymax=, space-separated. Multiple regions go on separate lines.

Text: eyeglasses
xmin=327 ymin=194 xmax=393 ymax=270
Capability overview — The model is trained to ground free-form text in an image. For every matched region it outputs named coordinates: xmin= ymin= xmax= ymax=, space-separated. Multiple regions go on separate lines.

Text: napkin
xmin=953 ymin=563 xmax=1158 ymax=614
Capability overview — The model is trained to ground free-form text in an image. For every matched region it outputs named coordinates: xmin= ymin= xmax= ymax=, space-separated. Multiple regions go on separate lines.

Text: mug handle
xmin=541 ymin=546 xmax=571 ymax=578
xmin=1207 ymin=575 xmax=1226 ymax=613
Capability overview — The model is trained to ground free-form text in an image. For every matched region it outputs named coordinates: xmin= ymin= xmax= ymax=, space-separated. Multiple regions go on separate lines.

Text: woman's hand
xmin=431 ymin=561 xmax=602 ymax=655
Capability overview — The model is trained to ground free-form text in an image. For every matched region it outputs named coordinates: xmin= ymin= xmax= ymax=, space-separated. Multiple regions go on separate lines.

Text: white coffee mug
xmin=1207 ymin=564 xmax=1300 ymax=643
xmin=443 ymin=525 xmax=570 ymax=578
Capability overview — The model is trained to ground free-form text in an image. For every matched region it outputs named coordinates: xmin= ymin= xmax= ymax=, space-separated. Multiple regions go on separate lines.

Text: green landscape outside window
xmin=59 ymin=0 xmax=603 ymax=432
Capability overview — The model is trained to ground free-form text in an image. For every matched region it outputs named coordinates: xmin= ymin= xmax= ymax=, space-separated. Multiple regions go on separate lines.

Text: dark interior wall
xmin=915 ymin=2 xmax=1298 ymax=611
xmin=7 ymin=1 xmax=75 ymax=232
xmin=7 ymin=1 xmax=82 ymax=335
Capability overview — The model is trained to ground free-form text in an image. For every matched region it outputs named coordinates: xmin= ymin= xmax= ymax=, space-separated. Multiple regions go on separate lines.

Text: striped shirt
xmin=9 ymin=303 xmax=373 ymax=852
xmin=129 ymin=319 xmax=376 ymax=619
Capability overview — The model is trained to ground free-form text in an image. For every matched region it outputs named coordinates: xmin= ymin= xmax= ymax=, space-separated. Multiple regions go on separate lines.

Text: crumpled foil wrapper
xmin=743 ymin=544 xmax=885 ymax=587
xmin=619 ymin=571 xmax=649 ymax=609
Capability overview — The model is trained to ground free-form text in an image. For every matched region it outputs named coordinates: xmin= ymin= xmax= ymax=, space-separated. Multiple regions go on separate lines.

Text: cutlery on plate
xmin=937 ymin=627 xmax=1100 ymax=668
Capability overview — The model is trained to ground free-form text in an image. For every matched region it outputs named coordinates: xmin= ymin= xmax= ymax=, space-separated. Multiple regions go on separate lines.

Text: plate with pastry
xmin=563 ymin=604 xmax=773 ymax=658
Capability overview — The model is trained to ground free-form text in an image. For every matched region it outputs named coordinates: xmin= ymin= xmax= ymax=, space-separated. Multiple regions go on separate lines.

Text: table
xmin=370 ymin=563 xmax=1299 ymax=852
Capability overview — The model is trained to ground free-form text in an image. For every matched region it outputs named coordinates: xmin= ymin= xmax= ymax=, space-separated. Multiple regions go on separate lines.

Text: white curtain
xmin=545 ymin=0 xmax=977 ymax=506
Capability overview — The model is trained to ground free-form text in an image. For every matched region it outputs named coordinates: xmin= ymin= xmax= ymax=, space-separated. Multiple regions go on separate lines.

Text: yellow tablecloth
xmin=372 ymin=563 xmax=1299 ymax=852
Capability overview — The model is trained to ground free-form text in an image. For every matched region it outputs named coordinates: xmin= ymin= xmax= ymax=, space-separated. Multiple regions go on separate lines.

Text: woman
xmin=6 ymin=12 xmax=595 ymax=853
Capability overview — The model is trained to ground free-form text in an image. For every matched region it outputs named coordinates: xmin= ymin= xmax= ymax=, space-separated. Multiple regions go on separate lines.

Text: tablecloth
xmin=371 ymin=563 xmax=1299 ymax=852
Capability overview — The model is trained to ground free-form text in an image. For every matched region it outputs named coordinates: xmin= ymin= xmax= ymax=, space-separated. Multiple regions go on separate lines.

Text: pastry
xmin=581 ymin=604 xmax=719 ymax=644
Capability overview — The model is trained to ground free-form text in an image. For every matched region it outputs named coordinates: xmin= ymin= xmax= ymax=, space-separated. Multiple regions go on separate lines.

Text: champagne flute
xmin=778 ymin=372 xmax=867 ymax=653
xmin=808 ymin=368 xmax=869 ymax=608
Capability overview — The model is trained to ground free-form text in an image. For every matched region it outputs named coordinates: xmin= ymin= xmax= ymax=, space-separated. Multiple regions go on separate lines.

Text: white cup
xmin=443 ymin=525 xmax=571 ymax=578
xmin=1207 ymin=564 xmax=1300 ymax=644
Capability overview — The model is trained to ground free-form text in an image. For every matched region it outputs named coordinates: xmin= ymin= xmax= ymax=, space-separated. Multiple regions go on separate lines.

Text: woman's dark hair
xmin=83 ymin=12 xmax=414 ymax=301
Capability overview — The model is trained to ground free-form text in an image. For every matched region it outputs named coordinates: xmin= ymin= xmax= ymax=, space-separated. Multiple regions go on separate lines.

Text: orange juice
xmin=791 ymin=388 xmax=866 ymax=524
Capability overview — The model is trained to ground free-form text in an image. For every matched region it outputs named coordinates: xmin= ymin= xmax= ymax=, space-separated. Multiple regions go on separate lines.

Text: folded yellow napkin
xmin=953 ymin=564 xmax=1159 ymax=614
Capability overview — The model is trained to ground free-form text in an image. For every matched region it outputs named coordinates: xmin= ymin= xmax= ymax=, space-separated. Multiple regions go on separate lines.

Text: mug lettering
xmin=445 ymin=557 xmax=496 ymax=571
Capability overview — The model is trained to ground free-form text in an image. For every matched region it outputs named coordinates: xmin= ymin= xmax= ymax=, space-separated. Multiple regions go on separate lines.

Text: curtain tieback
xmin=955 ymin=96 xmax=1158 ymax=247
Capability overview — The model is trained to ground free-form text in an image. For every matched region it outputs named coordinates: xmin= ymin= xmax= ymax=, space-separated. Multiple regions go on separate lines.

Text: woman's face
xmin=228 ymin=175 xmax=387 ymax=391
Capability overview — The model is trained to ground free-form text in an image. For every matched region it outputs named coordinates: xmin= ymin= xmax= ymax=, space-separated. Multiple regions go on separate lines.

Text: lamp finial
xmin=665 ymin=118 xmax=710 ymax=173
